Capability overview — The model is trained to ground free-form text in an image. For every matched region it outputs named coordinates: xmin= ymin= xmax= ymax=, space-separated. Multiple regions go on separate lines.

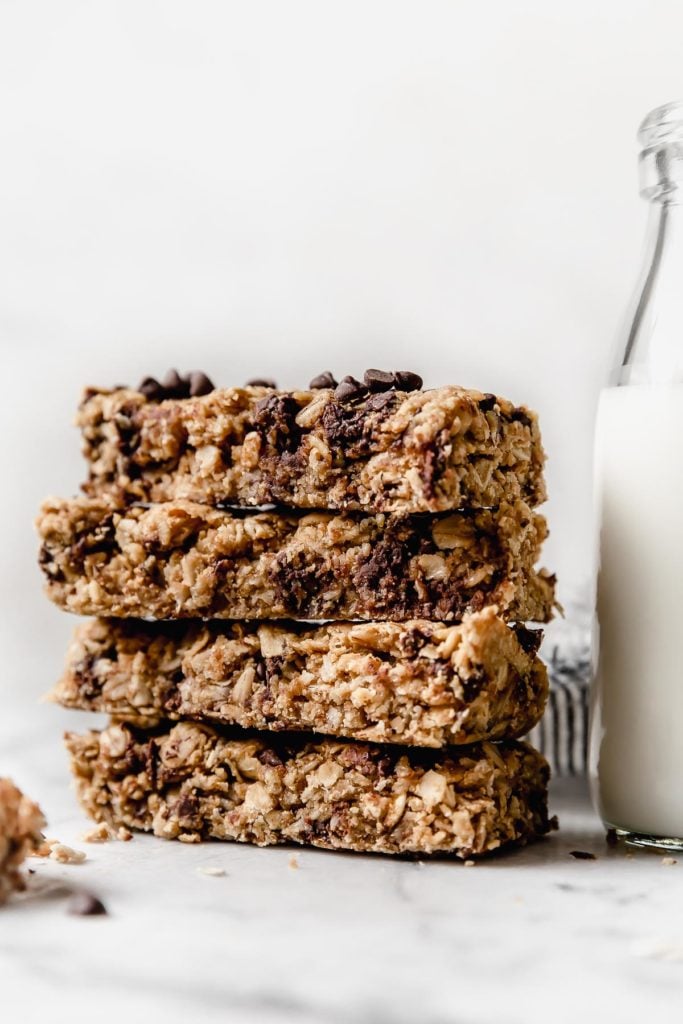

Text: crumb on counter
xmin=35 ymin=838 xmax=86 ymax=864
xmin=50 ymin=843 xmax=86 ymax=865
xmin=80 ymin=822 xmax=133 ymax=843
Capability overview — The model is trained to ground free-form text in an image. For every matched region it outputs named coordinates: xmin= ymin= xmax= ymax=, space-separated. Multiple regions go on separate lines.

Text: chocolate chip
xmin=365 ymin=391 xmax=397 ymax=413
xmin=478 ymin=393 xmax=498 ymax=412
xmin=159 ymin=368 xmax=181 ymax=391
xmin=309 ymin=371 xmax=338 ymax=390
xmin=258 ymin=749 xmax=284 ymax=768
xmin=253 ymin=394 xmax=302 ymax=453
xmin=334 ymin=375 xmax=368 ymax=403
xmin=514 ymin=625 xmax=543 ymax=657
xmin=606 ymin=828 xmax=618 ymax=847
xmin=139 ymin=376 xmax=164 ymax=400
xmin=393 ymin=370 xmax=423 ymax=391
xmin=569 ymin=850 xmax=597 ymax=860
xmin=138 ymin=370 xmax=214 ymax=402
xmin=188 ymin=371 xmax=215 ymax=397
xmin=363 ymin=368 xmax=394 ymax=392
xmin=175 ymin=791 xmax=200 ymax=823
xmin=246 ymin=378 xmax=277 ymax=389
xmin=67 ymin=891 xmax=108 ymax=916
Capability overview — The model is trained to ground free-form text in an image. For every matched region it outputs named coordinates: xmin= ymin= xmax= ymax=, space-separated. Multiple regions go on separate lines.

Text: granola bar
xmin=65 ymin=721 xmax=552 ymax=857
xmin=37 ymin=498 xmax=555 ymax=623
xmin=52 ymin=609 xmax=548 ymax=747
xmin=0 ymin=779 xmax=46 ymax=902
xmin=78 ymin=383 xmax=546 ymax=513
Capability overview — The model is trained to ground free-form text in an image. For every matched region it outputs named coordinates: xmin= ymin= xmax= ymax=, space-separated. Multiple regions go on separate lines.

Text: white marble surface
xmin=3 ymin=708 xmax=683 ymax=1024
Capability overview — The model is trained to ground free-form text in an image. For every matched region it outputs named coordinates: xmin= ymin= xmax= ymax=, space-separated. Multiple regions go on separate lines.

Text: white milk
xmin=592 ymin=385 xmax=683 ymax=838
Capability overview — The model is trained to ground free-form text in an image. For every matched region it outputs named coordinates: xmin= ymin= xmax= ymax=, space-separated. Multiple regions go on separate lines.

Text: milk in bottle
xmin=591 ymin=102 xmax=683 ymax=848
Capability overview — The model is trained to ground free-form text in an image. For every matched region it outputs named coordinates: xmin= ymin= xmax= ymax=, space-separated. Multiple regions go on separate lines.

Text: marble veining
xmin=2 ymin=709 xmax=683 ymax=1023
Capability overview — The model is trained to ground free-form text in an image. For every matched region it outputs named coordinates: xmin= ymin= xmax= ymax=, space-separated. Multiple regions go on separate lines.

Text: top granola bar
xmin=78 ymin=380 xmax=546 ymax=513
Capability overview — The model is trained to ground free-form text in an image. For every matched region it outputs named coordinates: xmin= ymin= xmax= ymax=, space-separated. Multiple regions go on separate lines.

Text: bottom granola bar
xmin=66 ymin=722 xmax=552 ymax=858
xmin=0 ymin=778 xmax=46 ymax=901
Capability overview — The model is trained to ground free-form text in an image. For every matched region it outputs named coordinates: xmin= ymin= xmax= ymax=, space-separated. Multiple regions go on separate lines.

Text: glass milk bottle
xmin=591 ymin=101 xmax=683 ymax=850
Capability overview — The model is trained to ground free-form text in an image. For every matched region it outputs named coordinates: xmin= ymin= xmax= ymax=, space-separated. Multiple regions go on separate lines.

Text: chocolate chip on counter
xmin=569 ymin=850 xmax=597 ymax=860
xmin=246 ymin=378 xmax=278 ymax=389
xmin=392 ymin=370 xmax=423 ymax=391
xmin=605 ymin=828 xmax=618 ymax=847
xmin=309 ymin=371 xmax=338 ymax=390
xmin=363 ymin=369 xmax=394 ymax=392
xmin=334 ymin=375 xmax=368 ymax=403
xmin=188 ymin=371 xmax=215 ymax=397
xmin=67 ymin=891 xmax=108 ymax=916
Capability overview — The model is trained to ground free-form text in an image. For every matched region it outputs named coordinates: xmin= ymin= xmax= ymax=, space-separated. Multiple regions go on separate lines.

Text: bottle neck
xmin=621 ymin=199 xmax=683 ymax=385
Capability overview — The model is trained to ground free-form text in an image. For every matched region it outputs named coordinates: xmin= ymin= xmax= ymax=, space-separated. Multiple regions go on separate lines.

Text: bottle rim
xmin=638 ymin=101 xmax=683 ymax=201
xmin=639 ymin=100 xmax=683 ymax=149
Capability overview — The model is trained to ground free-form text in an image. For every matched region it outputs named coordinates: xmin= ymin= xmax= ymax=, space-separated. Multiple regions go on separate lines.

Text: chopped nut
xmin=416 ymin=770 xmax=447 ymax=810
xmin=432 ymin=516 xmax=473 ymax=550
xmin=295 ymin=394 xmax=327 ymax=428
xmin=463 ymin=859 xmax=476 ymax=867
xmin=415 ymin=553 xmax=449 ymax=582
xmin=243 ymin=782 xmax=274 ymax=813
xmin=258 ymin=626 xmax=286 ymax=658
xmin=240 ymin=431 xmax=261 ymax=469
xmin=312 ymin=761 xmax=343 ymax=789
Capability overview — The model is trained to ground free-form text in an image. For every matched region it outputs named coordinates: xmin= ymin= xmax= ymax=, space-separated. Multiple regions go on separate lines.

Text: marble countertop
xmin=3 ymin=707 xmax=683 ymax=1024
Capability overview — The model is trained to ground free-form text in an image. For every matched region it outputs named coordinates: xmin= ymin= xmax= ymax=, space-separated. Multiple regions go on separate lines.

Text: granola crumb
xmin=288 ymin=854 xmax=299 ymax=870
xmin=49 ymin=842 xmax=86 ymax=865
xmin=81 ymin=823 xmax=113 ymax=843
xmin=81 ymin=822 xmax=133 ymax=843
xmin=463 ymin=859 xmax=476 ymax=867
xmin=197 ymin=866 xmax=225 ymax=877
xmin=662 ymin=857 xmax=677 ymax=866
xmin=0 ymin=778 xmax=46 ymax=901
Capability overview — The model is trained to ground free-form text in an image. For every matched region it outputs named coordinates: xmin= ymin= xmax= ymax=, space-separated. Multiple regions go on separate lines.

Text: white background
xmin=1 ymin=0 xmax=680 ymax=721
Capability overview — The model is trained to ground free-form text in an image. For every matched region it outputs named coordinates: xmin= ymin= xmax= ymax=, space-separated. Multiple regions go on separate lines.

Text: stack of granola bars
xmin=38 ymin=368 xmax=556 ymax=858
